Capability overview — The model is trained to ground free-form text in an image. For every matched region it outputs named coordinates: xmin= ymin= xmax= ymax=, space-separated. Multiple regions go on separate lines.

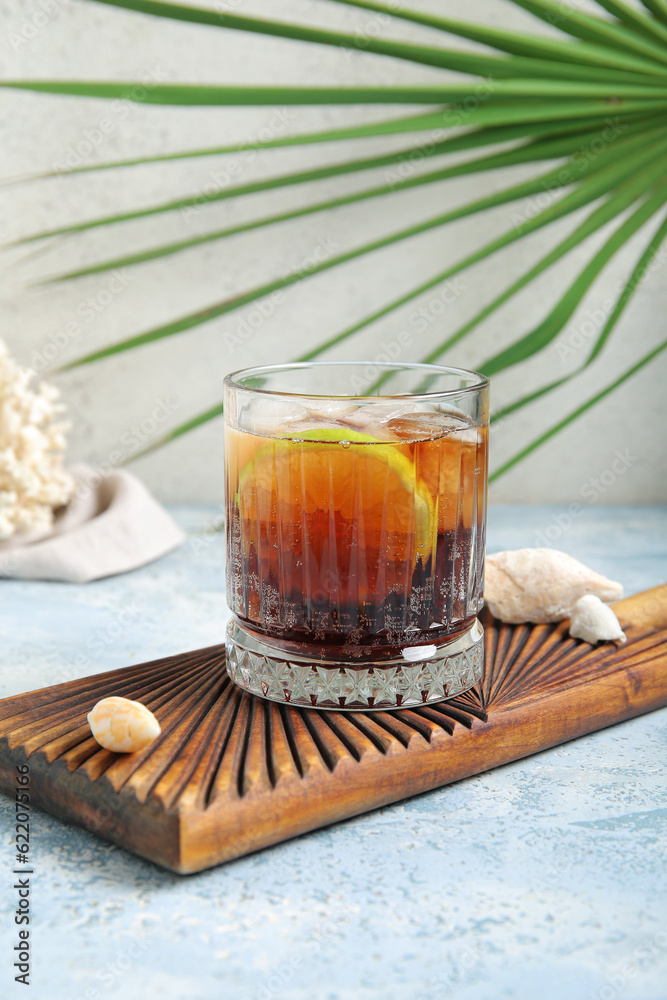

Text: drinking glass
xmin=224 ymin=362 xmax=489 ymax=711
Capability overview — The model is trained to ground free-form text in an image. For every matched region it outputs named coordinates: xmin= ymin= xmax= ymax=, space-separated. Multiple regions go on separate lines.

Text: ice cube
xmin=303 ymin=400 xmax=360 ymax=422
xmin=241 ymin=397 xmax=310 ymax=437
xmin=274 ymin=400 xmax=369 ymax=438
xmin=330 ymin=401 xmax=419 ymax=436
xmin=384 ymin=410 xmax=472 ymax=441
xmin=369 ymin=402 xmax=420 ymax=424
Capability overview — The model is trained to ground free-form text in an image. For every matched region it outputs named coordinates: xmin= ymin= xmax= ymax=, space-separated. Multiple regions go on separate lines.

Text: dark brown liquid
xmin=225 ymin=412 xmax=487 ymax=661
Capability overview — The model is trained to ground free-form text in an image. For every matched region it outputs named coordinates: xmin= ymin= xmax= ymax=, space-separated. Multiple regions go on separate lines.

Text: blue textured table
xmin=1 ymin=506 xmax=666 ymax=1000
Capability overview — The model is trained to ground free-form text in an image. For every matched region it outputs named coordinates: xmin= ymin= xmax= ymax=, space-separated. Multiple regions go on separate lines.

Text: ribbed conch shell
xmin=484 ymin=548 xmax=623 ymax=625
xmin=87 ymin=696 xmax=161 ymax=753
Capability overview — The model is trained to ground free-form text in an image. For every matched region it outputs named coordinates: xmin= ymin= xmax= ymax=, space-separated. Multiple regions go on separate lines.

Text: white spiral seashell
xmin=568 ymin=595 xmax=627 ymax=645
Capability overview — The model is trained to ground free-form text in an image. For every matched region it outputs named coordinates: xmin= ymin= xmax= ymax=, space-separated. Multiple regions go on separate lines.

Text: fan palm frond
xmin=3 ymin=0 xmax=666 ymax=481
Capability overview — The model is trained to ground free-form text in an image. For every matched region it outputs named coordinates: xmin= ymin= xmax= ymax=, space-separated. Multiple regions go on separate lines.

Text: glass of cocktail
xmin=223 ymin=362 xmax=489 ymax=711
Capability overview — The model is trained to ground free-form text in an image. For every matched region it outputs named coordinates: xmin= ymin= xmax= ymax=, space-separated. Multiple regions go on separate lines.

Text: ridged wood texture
xmin=1 ymin=586 xmax=665 ymax=873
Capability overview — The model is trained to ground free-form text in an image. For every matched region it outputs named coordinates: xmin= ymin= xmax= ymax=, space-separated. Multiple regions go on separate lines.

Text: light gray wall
xmin=2 ymin=0 xmax=666 ymax=503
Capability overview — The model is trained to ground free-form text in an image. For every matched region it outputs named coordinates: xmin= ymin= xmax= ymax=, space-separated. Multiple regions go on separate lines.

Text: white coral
xmin=0 ymin=341 xmax=74 ymax=540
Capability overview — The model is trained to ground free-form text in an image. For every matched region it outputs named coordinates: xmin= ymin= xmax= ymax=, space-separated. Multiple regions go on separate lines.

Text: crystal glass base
xmin=225 ymin=619 xmax=484 ymax=712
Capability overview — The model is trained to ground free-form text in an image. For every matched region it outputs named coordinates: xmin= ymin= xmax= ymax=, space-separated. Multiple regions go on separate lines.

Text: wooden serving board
xmin=1 ymin=586 xmax=666 ymax=874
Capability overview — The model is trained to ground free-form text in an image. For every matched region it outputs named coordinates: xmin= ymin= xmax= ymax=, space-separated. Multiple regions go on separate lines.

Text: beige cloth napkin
xmin=0 ymin=463 xmax=186 ymax=583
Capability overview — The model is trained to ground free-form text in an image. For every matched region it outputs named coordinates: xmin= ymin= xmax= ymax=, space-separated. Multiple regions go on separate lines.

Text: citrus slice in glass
xmin=234 ymin=426 xmax=435 ymax=557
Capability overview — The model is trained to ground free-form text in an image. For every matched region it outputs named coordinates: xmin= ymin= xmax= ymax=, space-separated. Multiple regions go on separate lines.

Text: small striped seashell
xmin=87 ymin=696 xmax=161 ymax=753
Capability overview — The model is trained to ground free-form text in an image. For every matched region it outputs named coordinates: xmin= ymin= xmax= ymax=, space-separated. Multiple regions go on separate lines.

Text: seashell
xmin=568 ymin=594 xmax=627 ymax=644
xmin=484 ymin=548 xmax=623 ymax=624
xmin=87 ymin=696 xmax=161 ymax=753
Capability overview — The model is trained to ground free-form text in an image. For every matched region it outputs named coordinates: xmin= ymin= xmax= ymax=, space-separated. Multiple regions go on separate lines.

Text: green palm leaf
xmin=57 ymin=0 xmax=501 ymax=75
xmin=423 ymin=156 xmax=667 ymax=365
xmin=108 ymin=138 xmax=667 ymax=451
xmin=591 ymin=0 xmax=667 ymax=44
xmin=7 ymin=109 xmax=653 ymax=184
xmin=479 ymin=181 xmax=667 ymax=377
xmin=27 ymin=118 xmax=656 ymax=247
xmin=640 ymin=0 xmax=667 ymax=26
xmin=8 ymin=79 xmax=667 ymax=103
xmin=86 ymin=0 xmax=667 ymax=76
xmin=4 ymin=0 xmax=666 ymax=482
xmin=58 ymin=130 xmax=664 ymax=370
xmin=491 ymin=208 xmax=667 ymax=422
xmin=489 ymin=337 xmax=667 ymax=482
xmin=508 ymin=0 xmax=667 ymax=66
xmin=295 ymin=134 xmax=667 ymax=368
xmin=80 ymin=0 xmax=667 ymax=76
xmin=333 ymin=0 xmax=667 ymax=67
xmin=36 ymin=116 xmax=667 ymax=277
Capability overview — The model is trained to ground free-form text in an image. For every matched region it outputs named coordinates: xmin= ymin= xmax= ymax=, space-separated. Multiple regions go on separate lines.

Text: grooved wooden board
xmin=1 ymin=586 xmax=666 ymax=874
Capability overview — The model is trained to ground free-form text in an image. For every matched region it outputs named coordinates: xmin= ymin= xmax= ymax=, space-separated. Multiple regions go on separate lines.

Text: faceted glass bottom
xmin=225 ymin=619 xmax=484 ymax=711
